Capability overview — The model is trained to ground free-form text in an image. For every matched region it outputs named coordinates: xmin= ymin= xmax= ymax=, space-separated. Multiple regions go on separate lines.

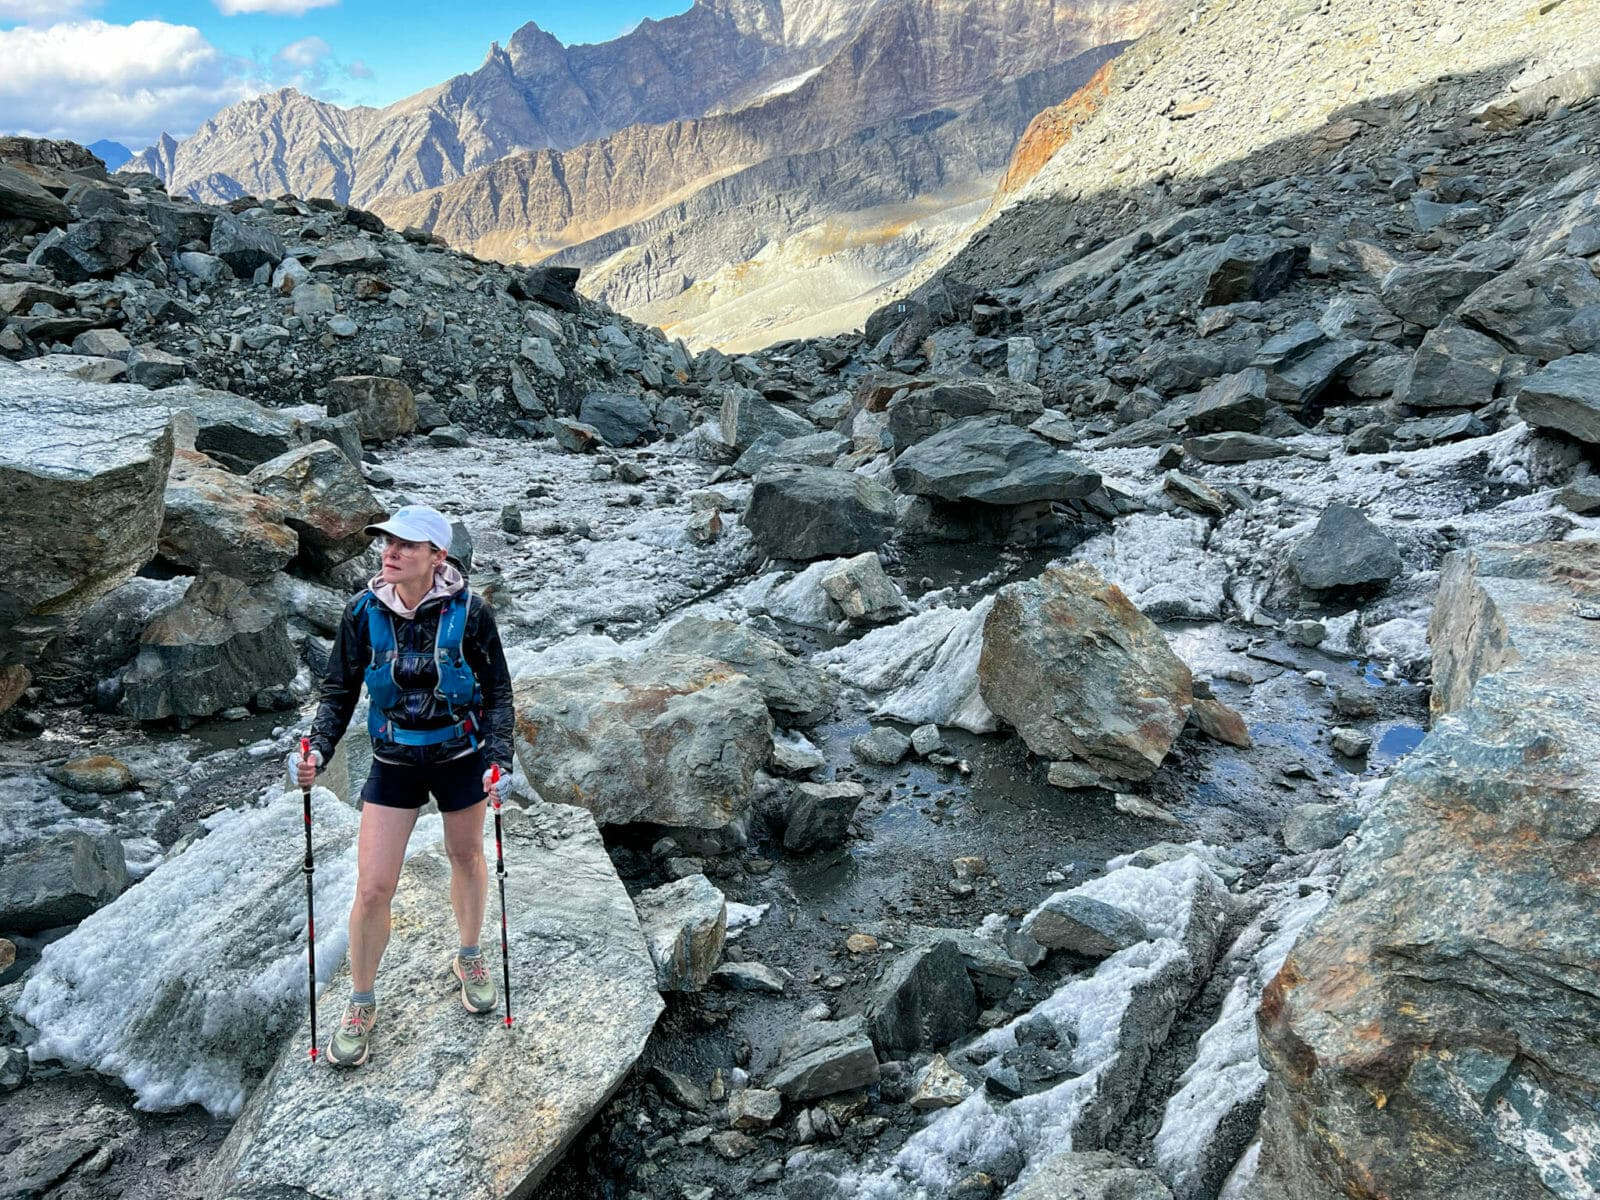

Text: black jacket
xmin=308 ymin=588 xmax=515 ymax=772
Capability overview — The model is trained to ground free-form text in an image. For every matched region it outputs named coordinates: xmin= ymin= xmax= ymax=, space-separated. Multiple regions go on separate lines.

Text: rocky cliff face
xmin=124 ymin=0 xmax=1161 ymax=352
xmin=124 ymin=0 xmax=898 ymax=209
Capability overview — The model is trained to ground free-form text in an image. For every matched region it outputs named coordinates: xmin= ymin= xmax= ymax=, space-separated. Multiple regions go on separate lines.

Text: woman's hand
xmin=288 ymin=748 xmax=322 ymax=790
xmin=482 ymin=766 xmax=504 ymax=806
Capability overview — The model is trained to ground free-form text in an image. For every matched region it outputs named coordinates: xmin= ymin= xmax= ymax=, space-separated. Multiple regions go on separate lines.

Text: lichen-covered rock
xmin=978 ymin=564 xmax=1193 ymax=783
xmin=513 ymin=653 xmax=772 ymax=829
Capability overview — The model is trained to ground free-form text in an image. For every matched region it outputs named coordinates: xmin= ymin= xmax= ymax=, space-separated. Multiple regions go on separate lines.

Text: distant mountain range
xmin=125 ymin=0 xmax=1164 ymax=349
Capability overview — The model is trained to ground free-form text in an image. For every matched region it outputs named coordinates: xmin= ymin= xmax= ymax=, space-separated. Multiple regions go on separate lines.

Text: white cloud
xmin=275 ymin=34 xmax=330 ymax=68
xmin=214 ymin=0 xmax=339 ymax=14
xmin=0 ymin=20 xmax=260 ymax=149
xmin=345 ymin=59 xmax=373 ymax=79
xmin=0 ymin=0 xmax=98 ymax=22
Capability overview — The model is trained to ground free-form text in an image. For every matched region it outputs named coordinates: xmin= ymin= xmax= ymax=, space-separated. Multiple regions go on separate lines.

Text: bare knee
xmin=446 ymin=843 xmax=485 ymax=874
xmin=354 ymin=875 xmax=397 ymax=913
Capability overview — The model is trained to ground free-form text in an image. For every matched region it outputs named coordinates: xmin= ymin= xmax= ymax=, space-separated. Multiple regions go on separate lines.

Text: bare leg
xmin=442 ymin=800 xmax=488 ymax=950
xmin=348 ymin=802 xmax=420 ymax=993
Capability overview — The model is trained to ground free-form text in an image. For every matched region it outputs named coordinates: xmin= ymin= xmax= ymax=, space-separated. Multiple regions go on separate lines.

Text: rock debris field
xmin=4 ymin=5 xmax=1600 ymax=1199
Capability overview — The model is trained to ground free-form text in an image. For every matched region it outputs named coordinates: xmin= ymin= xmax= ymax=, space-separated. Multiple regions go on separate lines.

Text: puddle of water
xmin=1374 ymin=722 xmax=1426 ymax=759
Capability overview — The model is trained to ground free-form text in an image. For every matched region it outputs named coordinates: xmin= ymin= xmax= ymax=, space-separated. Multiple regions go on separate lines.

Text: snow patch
xmin=1070 ymin=513 xmax=1227 ymax=621
xmin=815 ymin=598 xmax=997 ymax=733
xmin=17 ymin=789 xmax=445 ymax=1117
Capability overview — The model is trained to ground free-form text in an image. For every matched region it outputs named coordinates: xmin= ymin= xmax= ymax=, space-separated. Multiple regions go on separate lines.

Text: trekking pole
xmin=300 ymin=737 xmax=320 ymax=1063
xmin=490 ymin=764 xmax=513 ymax=1028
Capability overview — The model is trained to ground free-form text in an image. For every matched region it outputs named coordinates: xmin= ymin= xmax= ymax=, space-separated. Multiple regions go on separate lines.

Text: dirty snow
xmin=815 ymin=597 xmax=997 ymax=732
xmin=1070 ymin=512 xmax=1228 ymax=621
xmin=17 ymin=789 xmax=448 ymax=1117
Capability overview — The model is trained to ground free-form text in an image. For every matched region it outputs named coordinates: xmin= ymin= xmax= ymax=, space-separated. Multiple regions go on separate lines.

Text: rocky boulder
xmin=766 ymin=1015 xmax=880 ymax=1101
xmin=325 ymin=375 xmax=417 ymax=443
xmin=819 ymin=552 xmax=909 ymax=625
xmin=1253 ymin=542 xmax=1600 ymax=1200
xmin=578 ymin=391 xmax=653 ymax=447
xmin=167 ymin=388 xmax=307 ymax=473
xmin=1514 ymin=353 xmax=1600 ymax=443
xmin=513 ymin=654 xmax=772 ymax=829
xmin=247 ymin=441 xmax=385 ymax=572
xmin=206 ymin=800 xmax=663 ymax=1196
xmin=743 ymin=465 xmax=898 ymax=561
xmin=1250 ymin=321 xmax=1363 ymax=407
xmin=782 ymin=781 xmax=866 ymax=854
xmin=1393 ymin=322 xmax=1508 ymax=409
xmin=635 ymin=873 xmax=726 ymax=992
xmin=866 ymin=940 xmax=978 ymax=1055
xmin=159 ymin=450 xmax=298 ymax=582
xmin=885 ymin=379 xmax=1044 ymax=450
xmin=1184 ymin=368 xmax=1269 ymax=434
xmin=208 ymin=212 xmax=285 ymax=279
xmin=0 ymin=828 xmax=128 ymax=933
xmin=1201 ymin=234 xmax=1297 ymax=306
xmin=0 ymin=163 xmax=70 ymax=227
xmin=1457 ymin=256 xmax=1600 ymax=360
xmin=0 ymin=366 xmax=173 ymax=666
xmin=977 ymin=564 xmax=1193 ymax=783
xmin=1288 ymin=503 xmax=1402 ymax=593
xmin=119 ymin=575 xmax=297 ymax=721
xmin=1023 ymin=893 xmax=1150 ymax=959
xmin=720 ymin=388 xmax=816 ymax=452
xmin=652 ymin=615 xmax=835 ymax=727
xmin=27 ymin=214 xmax=156 ymax=282
xmin=892 ymin=416 xmax=1101 ymax=505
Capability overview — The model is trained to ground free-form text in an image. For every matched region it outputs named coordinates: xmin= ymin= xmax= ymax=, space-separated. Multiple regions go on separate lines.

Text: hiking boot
xmin=452 ymin=953 xmax=497 ymax=1014
xmin=327 ymin=1001 xmax=377 ymax=1067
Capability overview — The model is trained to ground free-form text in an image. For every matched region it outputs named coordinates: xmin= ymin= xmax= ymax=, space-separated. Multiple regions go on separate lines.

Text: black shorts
xmin=360 ymin=754 xmax=487 ymax=814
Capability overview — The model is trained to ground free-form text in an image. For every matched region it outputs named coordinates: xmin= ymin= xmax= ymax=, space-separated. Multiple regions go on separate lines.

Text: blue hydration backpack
xmin=355 ymin=589 xmax=482 ymax=748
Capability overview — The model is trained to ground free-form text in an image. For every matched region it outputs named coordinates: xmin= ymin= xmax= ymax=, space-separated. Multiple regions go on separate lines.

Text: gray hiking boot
xmin=327 ymin=1001 xmax=376 ymax=1067
xmin=452 ymin=953 xmax=497 ymax=1014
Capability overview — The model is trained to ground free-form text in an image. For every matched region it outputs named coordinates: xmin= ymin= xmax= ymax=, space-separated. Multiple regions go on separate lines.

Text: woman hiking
xmin=290 ymin=504 xmax=514 ymax=1068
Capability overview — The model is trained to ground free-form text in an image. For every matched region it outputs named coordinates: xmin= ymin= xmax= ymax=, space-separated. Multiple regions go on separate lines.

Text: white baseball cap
xmin=364 ymin=504 xmax=453 ymax=550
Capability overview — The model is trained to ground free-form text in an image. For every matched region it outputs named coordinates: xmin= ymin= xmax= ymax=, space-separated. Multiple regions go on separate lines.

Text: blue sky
xmin=0 ymin=0 xmax=693 ymax=150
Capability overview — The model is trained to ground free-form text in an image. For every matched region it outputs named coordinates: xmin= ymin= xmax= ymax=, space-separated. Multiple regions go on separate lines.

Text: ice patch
xmin=1070 ymin=513 xmax=1227 ymax=621
xmin=803 ymin=858 xmax=1227 ymax=1199
xmin=506 ymin=631 xmax=635 ymax=679
xmin=725 ymin=901 xmax=769 ymax=940
xmin=1153 ymin=880 xmax=1330 ymax=1199
xmin=738 ymin=560 xmax=842 ymax=628
xmin=17 ymin=789 xmax=445 ymax=1117
xmin=1362 ymin=616 xmax=1430 ymax=674
xmin=815 ymin=598 xmax=997 ymax=733
xmin=1319 ymin=610 xmax=1362 ymax=656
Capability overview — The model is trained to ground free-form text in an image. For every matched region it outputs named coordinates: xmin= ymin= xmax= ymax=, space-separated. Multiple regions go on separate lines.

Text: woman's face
xmin=380 ymin=535 xmax=444 ymax=593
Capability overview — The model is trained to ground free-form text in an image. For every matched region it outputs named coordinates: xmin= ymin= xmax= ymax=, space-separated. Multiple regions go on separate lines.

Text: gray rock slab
xmin=892 ymin=415 xmax=1101 ymax=505
xmin=1023 ymin=893 xmax=1150 ymax=959
xmin=1459 ymin=257 xmax=1600 ymax=361
xmin=1182 ymin=432 xmax=1290 ymax=463
xmin=0 ymin=828 xmax=127 ymax=933
xmin=766 ymin=1015 xmax=880 ymax=1101
xmin=206 ymin=800 xmax=663 ymax=1200
xmin=783 ymin=781 xmax=865 ymax=854
xmin=1515 ymin=354 xmax=1600 ymax=443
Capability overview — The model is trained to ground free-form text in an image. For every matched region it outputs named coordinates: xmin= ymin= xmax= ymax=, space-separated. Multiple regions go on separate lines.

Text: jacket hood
xmin=368 ymin=562 xmax=466 ymax=619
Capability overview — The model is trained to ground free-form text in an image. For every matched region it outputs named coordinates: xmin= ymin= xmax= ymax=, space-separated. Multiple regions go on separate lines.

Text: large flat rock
xmin=0 ymin=363 xmax=174 ymax=665
xmin=1252 ymin=542 xmax=1600 ymax=1200
xmin=206 ymin=800 xmax=663 ymax=1200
